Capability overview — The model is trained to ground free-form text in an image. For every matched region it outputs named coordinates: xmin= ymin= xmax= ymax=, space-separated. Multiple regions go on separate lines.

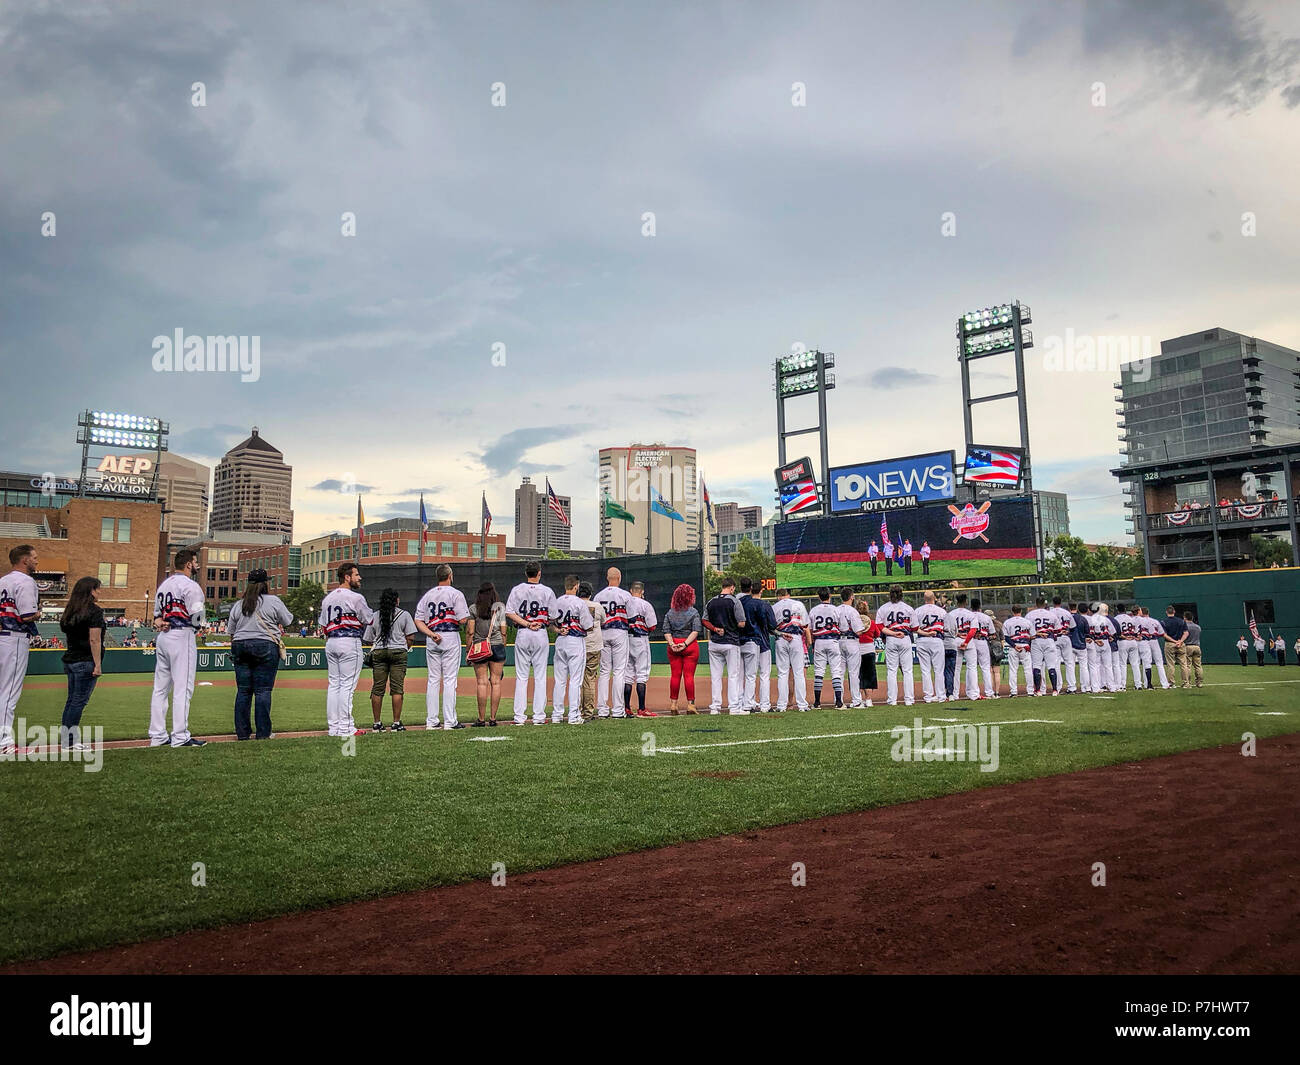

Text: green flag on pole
xmin=604 ymin=495 xmax=635 ymax=523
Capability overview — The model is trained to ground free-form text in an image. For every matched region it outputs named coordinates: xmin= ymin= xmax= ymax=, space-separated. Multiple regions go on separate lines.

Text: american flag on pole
xmin=780 ymin=478 xmax=819 ymax=515
xmin=1249 ymin=612 xmax=1261 ymax=642
xmin=546 ymin=479 xmax=570 ymax=526
xmin=482 ymin=494 xmax=492 ymax=538
xmin=880 ymin=513 xmax=889 ymax=546
xmin=965 ymin=447 xmax=1022 ymax=486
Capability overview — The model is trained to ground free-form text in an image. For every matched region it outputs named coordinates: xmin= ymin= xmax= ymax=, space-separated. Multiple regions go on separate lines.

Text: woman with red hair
xmin=663 ymin=583 xmax=703 ymax=714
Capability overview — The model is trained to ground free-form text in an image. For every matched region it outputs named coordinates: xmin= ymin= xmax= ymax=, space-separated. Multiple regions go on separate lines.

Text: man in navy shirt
xmin=703 ymin=579 xmax=748 ymax=714
xmin=738 ymin=578 xmax=777 ymax=712
xmin=1161 ymin=604 xmax=1188 ymax=685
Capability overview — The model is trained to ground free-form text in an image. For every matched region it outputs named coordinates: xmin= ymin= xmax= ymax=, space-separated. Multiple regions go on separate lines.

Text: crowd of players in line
xmin=0 ymin=541 xmax=1276 ymax=753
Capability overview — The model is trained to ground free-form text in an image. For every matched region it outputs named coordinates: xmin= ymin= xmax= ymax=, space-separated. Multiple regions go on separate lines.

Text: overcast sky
xmin=3 ymin=0 xmax=1298 ymax=547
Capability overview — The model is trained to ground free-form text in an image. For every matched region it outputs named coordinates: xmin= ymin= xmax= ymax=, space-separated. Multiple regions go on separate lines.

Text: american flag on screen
xmin=1249 ymin=612 xmax=1261 ymax=642
xmin=880 ymin=514 xmax=889 ymax=545
xmin=546 ymin=479 xmax=570 ymax=526
xmin=781 ymin=478 xmax=819 ymax=515
xmin=965 ymin=448 xmax=1022 ymax=486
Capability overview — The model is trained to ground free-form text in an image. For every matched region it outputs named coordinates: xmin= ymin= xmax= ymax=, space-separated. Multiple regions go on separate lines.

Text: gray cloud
xmin=310 ymin=479 xmax=376 ymax=493
xmin=480 ymin=427 xmax=582 ymax=477
xmin=166 ymin=424 xmax=247 ymax=459
xmin=857 ymin=367 xmax=941 ymax=391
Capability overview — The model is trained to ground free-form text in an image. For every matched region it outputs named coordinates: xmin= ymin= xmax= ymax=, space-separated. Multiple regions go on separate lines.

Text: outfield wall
xmin=1134 ymin=567 xmax=1300 ymax=664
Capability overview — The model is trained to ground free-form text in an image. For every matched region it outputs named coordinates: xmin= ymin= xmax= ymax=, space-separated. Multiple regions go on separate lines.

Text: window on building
xmin=101 ymin=518 xmax=114 ymax=542
xmin=362 ymin=543 xmax=370 ymax=558
xmin=207 ymin=568 xmax=216 ymax=580
xmin=472 ymin=543 xmax=481 ymax=558
xmin=117 ymin=518 xmax=131 ymax=543
xmin=457 ymin=542 xmax=468 ymax=557
xmin=98 ymin=562 xmax=112 ymax=584
xmin=383 ymin=541 xmax=392 ymax=555
xmin=1244 ymin=599 xmax=1275 ymax=625
xmin=404 ymin=540 xmax=416 ymax=555
xmin=486 ymin=544 xmax=499 ymax=559
xmin=114 ymin=563 xmax=128 ymax=588
xmin=442 ymin=542 xmax=453 ymax=556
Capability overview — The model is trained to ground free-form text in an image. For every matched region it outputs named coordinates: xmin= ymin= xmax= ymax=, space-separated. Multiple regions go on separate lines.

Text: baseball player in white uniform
xmin=149 ymin=549 xmax=208 ymax=747
xmin=1050 ymin=596 xmax=1078 ymax=693
xmin=967 ymin=599 xmax=997 ymax=699
xmin=550 ymin=575 xmax=593 ymax=725
xmin=912 ymin=590 xmax=947 ymax=703
xmin=0 ymin=544 xmax=41 ymax=753
xmin=1025 ymin=597 xmax=1062 ymax=696
xmin=594 ymin=568 xmax=632 ymax=719
xmin=837 ymin=589 xmax=867 ymax=707
xmin=625 ymin=581 xmax=657 ymax=716
xmin=772 ymin=589 xmax=810 ymax=711
xmin=875 ymin=586 xmax=915 ymax=707
xmin=415 ymin=563 xmax=470 ymax=729
xmin=319 ymin=561 xmax=374 ymax=737
xmin=1104 ymin=604 xmax=1125 ymax=691
xmin=1140 ymin=608 xmax=1172 ymax=689
xmin=1001 ymin=605 xmax=1033 ymax=697
xmin=1113 ymin=605 xmax=1146 ymax=690
xmin=505 ymin=562 xmax=555 ymax=725
xmin=1085 ymin=605 xmax=1112 ymax=693
xmin=808 ymin=588 xmax=844 ymax=708
xmin=946 ymin=598 xmax=975 ymax=701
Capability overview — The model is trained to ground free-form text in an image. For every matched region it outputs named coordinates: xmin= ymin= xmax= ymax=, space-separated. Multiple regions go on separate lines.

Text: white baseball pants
xmin=774 ymin=636 xmax=808 ymax=710
xmin=1005 ymin=646 xmax=1032 ymax=695
xmin=323 ymin=637 xmax=363 ymax=737
xmin=839 ymin=638 xmax=864 ymax=706
xmin=963 ymin=642 xmax=994 ymax=699
xmin=741 ymin=644 xmax=771 ymax=710
xmin=883 ymin=636 xmax=914 ymax=705
xmin=151 ymin=628 xmax=198 ymax=746
xmin=708 ymin=642 xmax=742 ymax=712
xmin=425 ymin=635 xmax=463 ymax=728
xmin=1119 ymin=641 xmax=1145 ymax=690
xmin=1030 ymin=638 xmax=1061 ymax=693
xmin=513 ymin=628 xmax=551 ymax=725
xmin=598 ymin=630 xmax=629 ymax=717
xmin=551 ymin=636 xmax=585 ymax=724
xmin=915 ymin=636 xmax=946 ymax=701
xmin=0 ymin=634 xmax=32 ymax=748
xmin=1148 ymin=641 xmax=1170 ymax=688
xmin=1109 ymin=648 xmax=1123 ymax=691
xmin=811 ymin=638 xmax=844 ymax=700
xmin=1055 ymin=636 xmax=1078 ymax=692
xmin=628 ymin=636 xmax=652 ymax=684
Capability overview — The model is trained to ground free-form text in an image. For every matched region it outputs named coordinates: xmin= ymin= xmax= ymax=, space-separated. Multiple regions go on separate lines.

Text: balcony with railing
xmin=1144 ymin=500 xmax=1292 ymax=531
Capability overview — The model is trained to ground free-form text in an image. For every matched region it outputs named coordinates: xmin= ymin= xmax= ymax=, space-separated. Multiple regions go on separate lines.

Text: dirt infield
xmin=11 ymin=734 xmax=1298 ymax=975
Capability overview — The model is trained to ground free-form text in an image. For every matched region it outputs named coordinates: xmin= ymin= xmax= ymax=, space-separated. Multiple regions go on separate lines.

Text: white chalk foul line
xmin=654 ymin=719 xmax=1063 ymax=755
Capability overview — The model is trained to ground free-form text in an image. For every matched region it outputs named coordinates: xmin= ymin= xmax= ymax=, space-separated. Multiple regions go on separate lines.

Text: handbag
xmin=467 ymin=639 xmax=493 ymax=663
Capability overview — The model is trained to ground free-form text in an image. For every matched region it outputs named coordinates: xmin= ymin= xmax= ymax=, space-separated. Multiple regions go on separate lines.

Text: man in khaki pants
xmin=1182 ymin=612 xmax=1203 ymax=688
xmin=1163 ymin=604 xmax=1188 ymax=686
xmin=577 ymin=582 xmax=605 ymax=721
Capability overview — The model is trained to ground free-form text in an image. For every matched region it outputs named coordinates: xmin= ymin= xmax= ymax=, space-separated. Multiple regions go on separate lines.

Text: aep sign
xmin=90 ymin=454 xmax=156 ymax=497
xmin=829 ymin=451 xmax=956 ymax=513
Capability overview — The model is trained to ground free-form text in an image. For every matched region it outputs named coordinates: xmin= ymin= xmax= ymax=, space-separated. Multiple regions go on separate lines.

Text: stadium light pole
xmin=956 ymin=301 xmax=1037 ymax=569
xmin=774 ymin=350 xmax=836 ymax=521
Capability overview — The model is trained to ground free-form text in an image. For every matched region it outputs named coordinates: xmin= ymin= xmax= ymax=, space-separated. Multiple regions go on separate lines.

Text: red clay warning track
xmin=10 ymin=735 xmax=1298 ymax=975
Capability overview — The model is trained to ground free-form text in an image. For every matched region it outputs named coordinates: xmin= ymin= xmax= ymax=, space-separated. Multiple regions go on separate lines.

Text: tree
xmin=1044 ymin=535 xmax=1144 ymax=583
xmin=1252 ymin=535 xmax=1292 ymax=569
xmin=545 ymin=548 xmax=574 ymax=560
xmin=704 ymin=567 xmax=724 ymax=601
xmin=283 ymin=580 xmax=326 ymax=627
xmin=723 ymin=539 xmax=776 ymax=589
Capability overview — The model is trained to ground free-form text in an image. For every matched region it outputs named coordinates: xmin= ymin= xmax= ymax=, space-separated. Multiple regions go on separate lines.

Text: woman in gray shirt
xmin=226 ymin=568 xmax=293 ymax=740
xmin=664 ymin=584 xmax=703 ymax=714
xmin=363 ymin=589 xmax=417 ymax=731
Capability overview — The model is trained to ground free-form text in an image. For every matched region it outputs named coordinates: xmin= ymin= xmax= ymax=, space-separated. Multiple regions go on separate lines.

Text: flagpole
xmin=418 ymin=492 xmax=425 ymax=594
xmin=481 ymin=491 xmax=487 ymax=564
xmin=355 ymin=494 xmax=361 ymax=569
xmin=544 ymin=479 xmax=551 ymax=561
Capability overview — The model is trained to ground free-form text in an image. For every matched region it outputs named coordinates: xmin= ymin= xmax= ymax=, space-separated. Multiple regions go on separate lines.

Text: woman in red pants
xmin=664 ymin=583 xmax=702 ymax=714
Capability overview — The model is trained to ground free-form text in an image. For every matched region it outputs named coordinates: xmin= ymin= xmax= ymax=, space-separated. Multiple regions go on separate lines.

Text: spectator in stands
xmin=664 ymin=582 xmax=702 ymax=715
xmin=58 ymin=576 xmax=105 ymax=751
xmin=226 ymin=568 xmax=292 ymax=740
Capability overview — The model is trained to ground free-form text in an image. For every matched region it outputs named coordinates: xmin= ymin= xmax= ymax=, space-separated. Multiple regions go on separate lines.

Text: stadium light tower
xmin=774 ymin=349 xmax=835 ymax=518
xmin=75 ymin=409 xmax=170 ymax=499
xmin=957 ymin=302 xmax=1033 ymax=499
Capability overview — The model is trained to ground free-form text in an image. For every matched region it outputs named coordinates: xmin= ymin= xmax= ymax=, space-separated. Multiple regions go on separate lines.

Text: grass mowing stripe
xmin=0 ymin=665 xmax=1292 ymax=964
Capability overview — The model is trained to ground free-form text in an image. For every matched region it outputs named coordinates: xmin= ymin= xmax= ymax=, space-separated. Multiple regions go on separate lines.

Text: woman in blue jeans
xmin=58 ymin=576 xmax=105 ymax=750
xmin=226 ymin=568 xmax=293 ymax=740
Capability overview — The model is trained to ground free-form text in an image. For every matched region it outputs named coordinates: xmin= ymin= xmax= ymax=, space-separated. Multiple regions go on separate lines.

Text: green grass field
xmin=1 ymin=666 xmax=1295 ymax=964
